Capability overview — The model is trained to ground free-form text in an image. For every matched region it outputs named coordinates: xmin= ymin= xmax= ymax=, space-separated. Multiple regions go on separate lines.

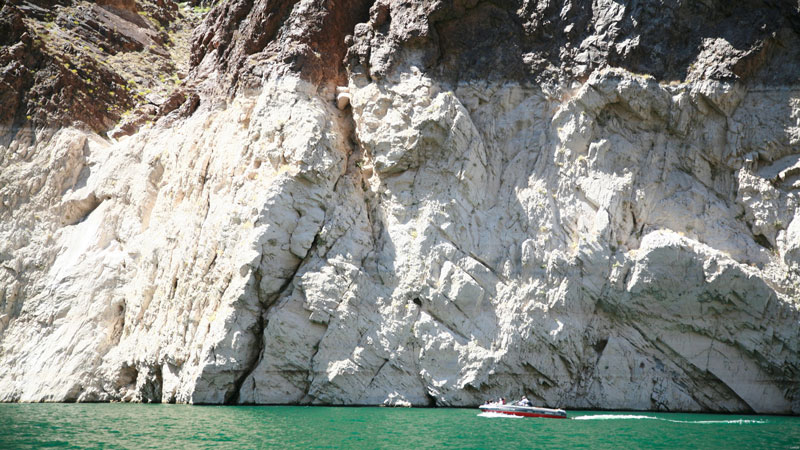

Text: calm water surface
xmin=1 ymin=404 xmax=798 ymax=449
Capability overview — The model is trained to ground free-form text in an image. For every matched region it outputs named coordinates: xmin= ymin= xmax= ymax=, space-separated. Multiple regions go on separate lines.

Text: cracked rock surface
xmin=1 ymin=0 xmax=799 ymax=413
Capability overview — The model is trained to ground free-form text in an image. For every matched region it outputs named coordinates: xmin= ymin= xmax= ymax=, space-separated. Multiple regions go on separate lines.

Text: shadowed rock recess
xmin=0 ymin=0 xmax=799 ymax=413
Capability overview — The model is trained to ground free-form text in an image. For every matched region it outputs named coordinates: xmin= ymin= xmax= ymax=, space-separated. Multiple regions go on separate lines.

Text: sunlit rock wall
xmin=1 ymin=0 xmax=798 ymax=413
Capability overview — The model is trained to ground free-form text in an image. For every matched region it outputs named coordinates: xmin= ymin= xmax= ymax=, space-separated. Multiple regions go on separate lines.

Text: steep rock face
xmin=0 ymin=0 xmax=799 ymax=413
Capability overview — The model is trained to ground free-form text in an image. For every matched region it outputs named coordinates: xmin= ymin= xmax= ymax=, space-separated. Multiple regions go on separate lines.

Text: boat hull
xmin=478 ymin=405 xmax=568 ymax=419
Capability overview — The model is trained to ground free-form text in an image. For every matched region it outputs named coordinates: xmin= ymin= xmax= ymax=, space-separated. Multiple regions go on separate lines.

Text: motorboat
xmin=479 ymin=401 xmax=568 ymax=419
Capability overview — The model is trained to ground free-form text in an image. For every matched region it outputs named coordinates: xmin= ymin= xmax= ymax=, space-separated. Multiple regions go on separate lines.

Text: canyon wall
xmin=1 ymin=0 xmax=799 ymax=413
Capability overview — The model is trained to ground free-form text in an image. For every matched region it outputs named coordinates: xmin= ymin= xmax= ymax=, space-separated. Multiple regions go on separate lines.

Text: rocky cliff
xmin=1 ymin=0 xmax=799 ymax=414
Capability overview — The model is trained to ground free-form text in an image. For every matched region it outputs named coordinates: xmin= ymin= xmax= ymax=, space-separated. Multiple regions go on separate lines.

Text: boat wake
xmin=478 ymin=412 xmax=523 ymax=419
xmin=572 ymin=414 xmax=766 ymax=424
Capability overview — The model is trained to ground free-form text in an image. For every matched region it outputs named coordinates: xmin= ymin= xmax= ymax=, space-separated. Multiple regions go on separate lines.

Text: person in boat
xmin=518 ymin=396 xmax=532 ymax=406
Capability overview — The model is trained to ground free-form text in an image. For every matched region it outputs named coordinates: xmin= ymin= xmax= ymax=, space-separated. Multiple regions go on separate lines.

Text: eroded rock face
xmin=0 ymin=0 xmax=799 ymax=414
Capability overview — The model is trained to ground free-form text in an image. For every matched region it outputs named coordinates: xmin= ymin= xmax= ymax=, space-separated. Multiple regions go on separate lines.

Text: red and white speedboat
xmin=479 ymin=402 xmax=568 ymax=419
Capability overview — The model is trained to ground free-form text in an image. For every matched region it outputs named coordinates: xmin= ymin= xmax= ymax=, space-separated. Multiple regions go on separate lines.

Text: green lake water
xmin=1 ymin=404 xmax=798 ymax=449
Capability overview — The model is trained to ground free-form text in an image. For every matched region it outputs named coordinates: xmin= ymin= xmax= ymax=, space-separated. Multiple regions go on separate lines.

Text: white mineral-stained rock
xmin=0 ymin=64 xmax=798 ymax=414
xmin=0 ymin=75 xmax=350 ymax=404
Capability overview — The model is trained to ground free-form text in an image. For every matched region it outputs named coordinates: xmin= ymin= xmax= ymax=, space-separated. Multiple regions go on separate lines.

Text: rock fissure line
xmin=231 ymin=228 xmax=327 ymax=404
xmin=226 ymin=311 xmax=266 ymax=405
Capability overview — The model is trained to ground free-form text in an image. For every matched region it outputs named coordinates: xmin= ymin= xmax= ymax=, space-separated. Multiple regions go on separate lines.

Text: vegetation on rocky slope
xmin=0 ymin=0 xmax=209 ymax=136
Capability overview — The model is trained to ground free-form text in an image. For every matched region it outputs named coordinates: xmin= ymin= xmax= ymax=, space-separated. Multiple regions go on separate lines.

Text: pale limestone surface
xmin=0 ymin=68 xmax=798 ymax=413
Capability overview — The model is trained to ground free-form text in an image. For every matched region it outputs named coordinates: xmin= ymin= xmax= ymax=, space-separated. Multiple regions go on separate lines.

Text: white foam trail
xmin=572 ymin=415 xmax=766 ymax=424
xmin=573 ymin=414 xmax=658 ymax=421
xmin=682 ymin=419 xmax=766 ymax=424
xmin=478 ymin=412 xmax=523 ymax=419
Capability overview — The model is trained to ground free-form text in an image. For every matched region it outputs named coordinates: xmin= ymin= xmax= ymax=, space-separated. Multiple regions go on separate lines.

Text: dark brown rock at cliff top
xmin=345 ymin=0 xmax=800 ymax=85
xmin=190 ymin=0 xmax=373 ymax=91
xmin=182 ymin=0 xmax=800 ymax=96
xmin=4 ymin=0 xmax=800 ymax=134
